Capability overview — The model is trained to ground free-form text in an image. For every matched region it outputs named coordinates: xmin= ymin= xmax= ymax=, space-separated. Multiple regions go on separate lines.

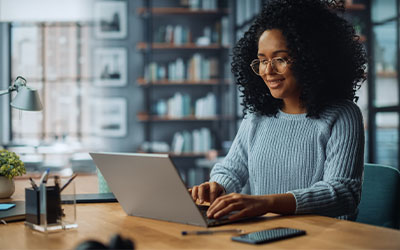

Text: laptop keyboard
xmin=197 ymin=205 xmax=232 ymax=226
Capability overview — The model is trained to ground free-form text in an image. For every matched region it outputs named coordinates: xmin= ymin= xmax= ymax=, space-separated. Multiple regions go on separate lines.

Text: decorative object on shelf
xmin=94 ymin=47 xmax=127 ymax=87
xmin=90 ymin=97 xmax=127 ymax=137
xmin=94 ymin=1 xmax=127 ymax=39
xmin=0 ymin=76 xmax=43 ymax=111
xmin=0 ymin=149 xmax=26 ymax=198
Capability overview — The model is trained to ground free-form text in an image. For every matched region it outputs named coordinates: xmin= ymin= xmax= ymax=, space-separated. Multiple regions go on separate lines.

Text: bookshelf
xmin=136 ymin=7 xmax=229 ymax=15
xmin=137 ymin=77 xmax=230 ymax=86
xmin=136 ymin=42 xmax=229 ymax=50
xmin=137 ymin=0 xmax=236 ymax=161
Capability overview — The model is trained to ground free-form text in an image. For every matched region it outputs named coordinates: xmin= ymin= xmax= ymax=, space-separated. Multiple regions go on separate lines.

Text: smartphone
xmin=231 ymin=227 xmax=306 ymax=244
xmin=0 ymin=203 xmax=16 ymax=211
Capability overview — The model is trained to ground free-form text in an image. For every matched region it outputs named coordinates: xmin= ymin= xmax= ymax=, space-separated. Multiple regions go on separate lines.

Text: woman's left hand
xmin=206 ymin=193 xmax=271 ymax=221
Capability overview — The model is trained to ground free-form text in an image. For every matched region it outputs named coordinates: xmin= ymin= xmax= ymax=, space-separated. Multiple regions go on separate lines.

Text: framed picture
xmin=94 ymin=1 xmax=127 ymax=39
xmin=90 ymin=97 xmax=127 ymax=137
xmin=94 ymin=47 xmax=127 ymax=87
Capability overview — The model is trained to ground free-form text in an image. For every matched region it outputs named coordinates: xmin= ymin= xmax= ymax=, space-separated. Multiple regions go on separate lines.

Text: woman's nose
xmin=262 ymin=62 xmax=275 ymax=75
xmin=265 ymin=62 xmax=275 ymax=75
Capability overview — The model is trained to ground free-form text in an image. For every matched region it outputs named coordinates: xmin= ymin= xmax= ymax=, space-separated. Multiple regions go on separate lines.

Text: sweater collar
xmin=277 ymin=109 xmax=308 ymax=120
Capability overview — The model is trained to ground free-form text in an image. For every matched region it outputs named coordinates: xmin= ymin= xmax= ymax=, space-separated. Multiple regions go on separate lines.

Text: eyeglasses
xmin=250 ymin=57 xmax=292 ymax=75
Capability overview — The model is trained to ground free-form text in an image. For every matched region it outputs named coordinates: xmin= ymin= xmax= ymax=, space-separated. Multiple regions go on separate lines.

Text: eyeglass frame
xmin=250 ymin=57 xmax=293 ymax=75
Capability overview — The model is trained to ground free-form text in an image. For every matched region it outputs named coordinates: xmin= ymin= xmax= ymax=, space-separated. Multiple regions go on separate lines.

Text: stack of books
xmin=153 ymin=92 xmax=216 ymax=118
xmin=145 ymin=55 xmax=218 ymax=82
xmin=171 ymin=127 xmax=213 ymax=154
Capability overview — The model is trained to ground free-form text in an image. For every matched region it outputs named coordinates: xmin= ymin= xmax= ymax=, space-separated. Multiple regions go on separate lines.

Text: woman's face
xmin=257 ymin=29 xmax=301 ymax=105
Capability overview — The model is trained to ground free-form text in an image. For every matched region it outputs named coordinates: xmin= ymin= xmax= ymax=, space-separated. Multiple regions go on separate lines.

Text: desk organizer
xmin=24 ymin=181 xmax=78 ymax=233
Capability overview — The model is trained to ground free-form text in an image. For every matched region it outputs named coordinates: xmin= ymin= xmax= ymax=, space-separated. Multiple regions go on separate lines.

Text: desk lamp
xmin=0 ymin=76 xmax=42 ymax=111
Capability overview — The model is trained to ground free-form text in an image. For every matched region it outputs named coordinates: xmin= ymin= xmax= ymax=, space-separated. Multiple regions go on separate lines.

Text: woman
xmin=190 ymin=0 xmax=367 ymax=221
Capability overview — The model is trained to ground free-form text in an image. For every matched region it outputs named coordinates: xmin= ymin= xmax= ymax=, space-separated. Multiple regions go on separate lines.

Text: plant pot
xmin=0 ymin=176 xmax=15 ymax=198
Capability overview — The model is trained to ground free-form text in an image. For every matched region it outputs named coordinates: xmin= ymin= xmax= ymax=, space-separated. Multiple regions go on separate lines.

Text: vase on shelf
xmin=0 ymin=176 xmax=15 ymax=198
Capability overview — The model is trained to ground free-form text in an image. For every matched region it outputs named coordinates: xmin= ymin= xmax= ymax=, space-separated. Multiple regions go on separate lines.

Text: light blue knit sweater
xmin=210 ymin=100 xmax=364 ymax=219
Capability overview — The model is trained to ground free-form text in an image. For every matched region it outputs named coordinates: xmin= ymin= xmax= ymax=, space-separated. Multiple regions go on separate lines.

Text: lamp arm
xmin=0 ymin=89 xmax=10 ymax=96
xmin=1 ymin=77 xmax=27 ymax=95
xmin=0 ymin=86 xmax=17 ymax=96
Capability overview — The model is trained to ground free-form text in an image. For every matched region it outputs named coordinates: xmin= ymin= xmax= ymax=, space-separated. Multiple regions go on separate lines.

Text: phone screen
xmin=231 ymin=227 xmax=306 ymax=244
xmin=0 ymin=203 xmax=16 ymax=211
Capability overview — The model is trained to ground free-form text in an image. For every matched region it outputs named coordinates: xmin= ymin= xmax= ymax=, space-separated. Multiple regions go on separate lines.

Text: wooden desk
xmin=1 ymin=176 xmax=400 ymax=249
xmin=1 ymin=202 xmax=400 ymax=249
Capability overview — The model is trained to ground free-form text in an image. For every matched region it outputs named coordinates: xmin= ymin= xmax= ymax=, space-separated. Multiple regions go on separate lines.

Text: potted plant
xmin=0 ymin=149 xmax=26 ymax=198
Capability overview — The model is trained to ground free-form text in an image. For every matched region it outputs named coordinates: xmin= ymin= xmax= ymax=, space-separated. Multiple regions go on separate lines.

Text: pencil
xmin=29 ymin=177 xmax=38 ymax=190
xmin=60 ymin=174 xmax=78 ymax=192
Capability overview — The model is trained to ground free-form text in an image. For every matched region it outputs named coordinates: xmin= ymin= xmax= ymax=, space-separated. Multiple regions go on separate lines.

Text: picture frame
xmin=90 ymin=97 xmax=127 ymax=137
xmin=94 ymin=1 xmax=127 ymax=39
xmin=93 ymin=47 xmax=127 ymax=87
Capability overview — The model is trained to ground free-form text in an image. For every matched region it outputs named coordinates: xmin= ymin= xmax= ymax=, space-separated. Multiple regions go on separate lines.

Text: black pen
xmin=182 ymin=229 xmax=243 ymax=235
xmin=60 ymin=174 xmax=78 ymax=192
xmin=54 ymin=175 xmax=60 ymax=189
xmin=29 ymin=177 xmax=38 ymax=190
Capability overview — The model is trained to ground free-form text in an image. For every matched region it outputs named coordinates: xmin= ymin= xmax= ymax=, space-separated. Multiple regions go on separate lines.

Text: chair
xmin=356 ymin=163 xmax=400 ymax=229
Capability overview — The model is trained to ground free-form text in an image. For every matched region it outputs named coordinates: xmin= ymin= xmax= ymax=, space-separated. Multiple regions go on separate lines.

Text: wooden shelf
xmin=137 ymin=7 xmax=229 ymax=15
xmin=355 ymin=35 xmax=366 ymax=43
xmin=137 ymin=78 xmax=231 ymax=86
xmin=377 ymin=71 xmax=397 ymax=78
xmin=345 ymin=3 xmax=366 ymax=11
xmin=137 ymin=113 xmax=234 ymax=122
xmin=137 ymin=42 xmax=229 ymax=50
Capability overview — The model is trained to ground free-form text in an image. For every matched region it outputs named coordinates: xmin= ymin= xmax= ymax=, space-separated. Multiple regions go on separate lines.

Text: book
xmin=0 ymin=200 xmax=25 ymax=223
xmin=182 ymin=130 xmax=192 ymax=153
xmin=172 ymin=132 xmax=185 ymax=154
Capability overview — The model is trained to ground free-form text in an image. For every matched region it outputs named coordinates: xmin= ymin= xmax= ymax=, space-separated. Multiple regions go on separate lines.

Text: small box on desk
xmin=25 ymin=186 xmax=61 ymax=225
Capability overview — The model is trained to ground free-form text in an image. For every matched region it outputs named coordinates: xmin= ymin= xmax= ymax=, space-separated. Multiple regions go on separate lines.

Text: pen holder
xmin=24 ymin=181 xmax=78 ymax=233
xmin=25 ymin=185 xmax=61 ymax=225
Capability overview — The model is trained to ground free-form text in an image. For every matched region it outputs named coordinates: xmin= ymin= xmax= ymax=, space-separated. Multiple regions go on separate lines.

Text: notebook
xmin=0 ymin=200 xmax=25 ymax=223
xmin=89 ymin=152 xmax=239 ymax=227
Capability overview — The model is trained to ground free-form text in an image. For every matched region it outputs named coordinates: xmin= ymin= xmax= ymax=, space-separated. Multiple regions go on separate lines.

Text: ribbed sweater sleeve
xmin=210 ymin=117 xmax=250 ymax=193
xmin=209 ymin=101 xmax=365 ymax=219
xmin=287 ymin=103 xmax=364 ymax=217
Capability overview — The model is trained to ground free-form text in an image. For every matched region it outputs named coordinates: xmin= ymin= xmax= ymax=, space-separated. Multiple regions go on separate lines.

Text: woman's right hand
xmin=188 ymin=182 xmax=225 ymax=205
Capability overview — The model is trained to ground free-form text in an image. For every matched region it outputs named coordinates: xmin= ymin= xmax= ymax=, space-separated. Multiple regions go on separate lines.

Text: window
xmin=9 ymin=22 xmax=97 ymax=173
xmin=369 ymin=0 xmax=400 ymax=169
xmin=11 ymin=23 xmax=92 ymax=144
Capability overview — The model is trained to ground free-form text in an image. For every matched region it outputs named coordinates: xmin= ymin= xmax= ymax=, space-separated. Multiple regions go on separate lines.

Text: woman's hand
xmin=206 ymin=193 xmax=296 ymax=221
xmin=206 ymin=193 xmax=270 ymax=220
xmin=189 ymin=182 xmax=225 ymax=204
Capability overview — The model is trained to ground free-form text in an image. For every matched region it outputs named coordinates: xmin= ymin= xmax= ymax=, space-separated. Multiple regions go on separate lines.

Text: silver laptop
xmin=89 ymin=152 xmax=236 ymax=227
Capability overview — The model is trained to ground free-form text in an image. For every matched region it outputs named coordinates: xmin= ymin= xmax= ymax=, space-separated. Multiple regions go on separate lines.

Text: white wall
xmin=0 ymin=0 xmax=94 ymax=22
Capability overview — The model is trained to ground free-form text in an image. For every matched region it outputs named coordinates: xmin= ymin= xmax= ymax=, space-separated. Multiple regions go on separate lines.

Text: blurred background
xmin=0 ymin=0 xmax=398 ymax=190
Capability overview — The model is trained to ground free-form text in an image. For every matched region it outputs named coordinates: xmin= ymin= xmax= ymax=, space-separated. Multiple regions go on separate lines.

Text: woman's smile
xmin=266 ymin=78 xmax=285 ymax=89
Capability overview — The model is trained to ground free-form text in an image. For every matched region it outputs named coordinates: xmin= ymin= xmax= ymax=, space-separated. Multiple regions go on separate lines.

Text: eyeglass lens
xmin=252 ymin=58 xmax=287 ymax=75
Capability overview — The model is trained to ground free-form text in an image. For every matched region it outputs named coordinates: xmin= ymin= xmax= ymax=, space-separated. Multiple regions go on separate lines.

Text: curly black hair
xmin=231 ymin=0 xmax=367 ymax=118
